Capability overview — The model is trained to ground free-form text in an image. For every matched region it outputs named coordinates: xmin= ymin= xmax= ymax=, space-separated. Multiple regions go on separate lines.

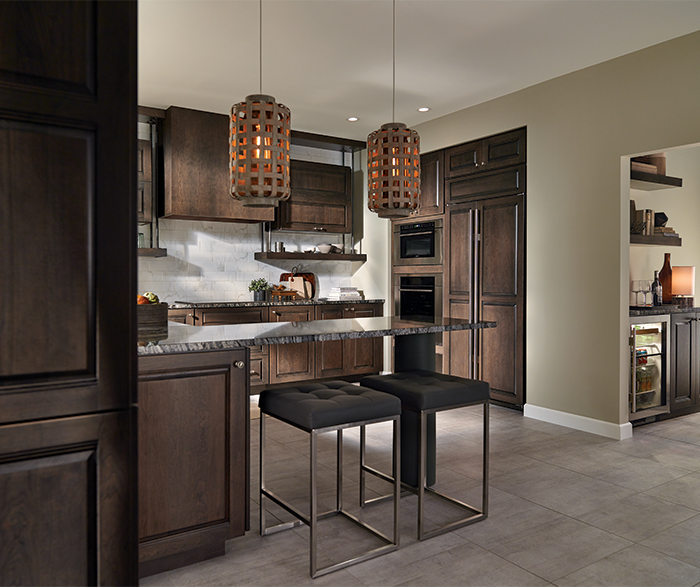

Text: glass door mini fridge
xmin=629 ymin=315 xmax=670 ymax=422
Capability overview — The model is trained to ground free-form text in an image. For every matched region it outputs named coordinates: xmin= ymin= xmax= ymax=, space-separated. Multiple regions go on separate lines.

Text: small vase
xmin=253 ymin=290 xmax=266 ymax=302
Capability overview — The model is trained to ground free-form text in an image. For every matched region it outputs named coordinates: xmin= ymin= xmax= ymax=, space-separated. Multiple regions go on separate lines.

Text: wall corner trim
xmin=523 ymin=404 xmax=634 ymax=440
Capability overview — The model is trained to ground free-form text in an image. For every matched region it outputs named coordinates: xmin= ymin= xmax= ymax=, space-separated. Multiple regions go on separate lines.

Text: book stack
xmin=326 ymin=286 xmax=362 ymax=300
xmin=654 ymin=226 xmax=680 ymax=238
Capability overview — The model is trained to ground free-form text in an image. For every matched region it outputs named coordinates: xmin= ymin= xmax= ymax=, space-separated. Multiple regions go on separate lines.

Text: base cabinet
xmin=670 ymin=312 xmax=700 ymax=413
xmin=315 ymin=303 xmax=383 ymax=379
xmin=137 ymin=349 xmax=249 ymax=577
xmin=269 ymin=306 xmax=315 ymax=385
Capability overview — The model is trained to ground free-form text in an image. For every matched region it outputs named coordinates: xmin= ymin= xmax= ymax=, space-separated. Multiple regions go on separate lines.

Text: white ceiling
xmin=138 ymin=0 xmax=700 ymax=141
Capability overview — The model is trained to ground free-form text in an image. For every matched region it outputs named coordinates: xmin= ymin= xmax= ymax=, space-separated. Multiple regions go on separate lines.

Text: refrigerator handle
xmin=472 ymin=207 xmax=480 ymax=378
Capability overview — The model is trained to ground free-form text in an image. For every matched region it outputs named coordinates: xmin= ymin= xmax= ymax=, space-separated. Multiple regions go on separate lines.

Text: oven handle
xmin=399 ymin=230 xmax=434 ymax=237
xmin=399 ymin=288 xmax=435 ymax=293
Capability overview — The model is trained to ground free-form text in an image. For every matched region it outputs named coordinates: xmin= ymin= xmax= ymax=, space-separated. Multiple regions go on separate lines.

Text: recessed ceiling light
xmin=417 ymin=107 xmax=430 ymax=112
xmin=347 ymin=117 xmax=359 ymax=122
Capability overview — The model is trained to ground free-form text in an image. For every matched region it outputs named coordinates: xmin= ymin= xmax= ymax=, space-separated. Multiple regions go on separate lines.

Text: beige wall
xmin=409 ymin=31 xmax=700 ymax=429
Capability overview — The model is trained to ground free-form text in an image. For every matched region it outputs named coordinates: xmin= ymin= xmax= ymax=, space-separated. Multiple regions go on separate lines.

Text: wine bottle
xmin=652 ymin=270 xmax=663 ymax=306
xmin=659 ymin=253 xmax=672 ymax=304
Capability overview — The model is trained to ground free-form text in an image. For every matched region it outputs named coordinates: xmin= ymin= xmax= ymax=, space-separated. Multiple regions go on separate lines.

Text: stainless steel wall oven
xmin=393 ymin=219 xmax=443 ymax=266
xmin=394 ymin=274 xmax=443 ymax=323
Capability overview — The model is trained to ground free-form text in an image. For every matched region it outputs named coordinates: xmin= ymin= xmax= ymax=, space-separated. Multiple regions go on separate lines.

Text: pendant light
xmin=367 ymin=0 xmax=420 ymax=218
xmin=230 ymin=0 xmax=291 ymax=207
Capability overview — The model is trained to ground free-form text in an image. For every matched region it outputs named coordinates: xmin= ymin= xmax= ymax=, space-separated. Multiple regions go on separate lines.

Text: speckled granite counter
xmin=629 ymin=306 xmax=700 ymax=317
xmin=137 ymin=316 xmax=496 ymax=356
xmin=169 ymin=299 xmax=385 ymax=309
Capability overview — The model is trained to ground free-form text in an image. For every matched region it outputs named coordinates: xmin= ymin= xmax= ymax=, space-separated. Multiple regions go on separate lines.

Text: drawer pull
xmin=234 ymin=361 xmax=245 ymax=369
xmin=250 ymin=370 xmax=260 ymax=376
xmin=314 ymin=227 xmax=327 ymax=232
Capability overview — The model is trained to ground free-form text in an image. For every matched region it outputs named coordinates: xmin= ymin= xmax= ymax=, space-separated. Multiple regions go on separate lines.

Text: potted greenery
xmin=249 ymin=278 xmax=270 ymax=302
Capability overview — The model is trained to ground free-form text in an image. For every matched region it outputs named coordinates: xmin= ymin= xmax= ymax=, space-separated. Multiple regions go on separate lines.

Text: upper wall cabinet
xmin=161 ymin=106 xmax=275 ymax=223
xmin=137 ymin=139 xmax=152 ymax=224
xmin=274 ymin=160 xmax=352 ymax=233
xmin=445 ymin=127 xmax=526 ymax=179
xmin=408 ymin=150 xmax=444 ymax=218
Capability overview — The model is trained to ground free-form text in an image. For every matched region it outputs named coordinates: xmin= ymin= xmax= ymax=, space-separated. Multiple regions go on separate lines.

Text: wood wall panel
xmin=0 ymin=123 xmax=93 ymax=380
xmin=0 ymin=1 xmax=94 ymax=94
xmin=481 ymin=198 xmax=518 ymax=296
xmin=481 ymin=303 xmax=519 ymax=402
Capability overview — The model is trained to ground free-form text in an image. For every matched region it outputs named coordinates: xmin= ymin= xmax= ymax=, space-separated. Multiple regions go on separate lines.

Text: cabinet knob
xmin=348 ymin=307 xmax=355 ymax=311
xmin=314 ymin=227 xmax=327 ymax=232
xmin=234 ymin=361 xmax=245 ymax=369
xmin=271 ymin=310 xmax=278 ymax=315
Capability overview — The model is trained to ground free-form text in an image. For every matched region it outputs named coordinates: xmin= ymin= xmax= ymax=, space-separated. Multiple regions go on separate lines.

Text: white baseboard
xmin=523 ymin=404 xmax=633 ymax=440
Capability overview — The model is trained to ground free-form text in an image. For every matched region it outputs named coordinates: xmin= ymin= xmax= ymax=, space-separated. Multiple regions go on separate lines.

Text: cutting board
xmin=279 ymin=272 xmax=316 ymax=299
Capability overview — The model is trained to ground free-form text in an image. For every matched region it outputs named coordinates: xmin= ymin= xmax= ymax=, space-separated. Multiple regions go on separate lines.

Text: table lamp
xmin=671 ymin=266 xmax=695 ymax=308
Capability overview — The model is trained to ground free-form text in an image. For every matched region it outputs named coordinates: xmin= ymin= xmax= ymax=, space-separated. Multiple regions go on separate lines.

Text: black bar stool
xmin=259 ymin=381 xmax=401 ymax=578
xmin=359 ymin=370 xmax=489 ymax=541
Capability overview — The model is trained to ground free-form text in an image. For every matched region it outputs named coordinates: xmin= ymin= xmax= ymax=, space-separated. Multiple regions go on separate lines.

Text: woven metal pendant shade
xmin=230 ymin=94 xmax=291 ymax=207
xmin=367 ymin=122 xmax=420 ymax=218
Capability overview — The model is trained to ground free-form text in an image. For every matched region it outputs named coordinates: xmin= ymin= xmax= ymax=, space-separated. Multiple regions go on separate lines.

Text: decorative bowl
xmin=317 ymin=244 xmax=332 ymax=254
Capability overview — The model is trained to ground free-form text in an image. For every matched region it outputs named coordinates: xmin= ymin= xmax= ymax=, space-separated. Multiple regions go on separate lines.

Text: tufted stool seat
xmin=359 ymin=370 xmax=490 ymax=540
xmin=259 ymin=381 xmax=401 ymax=578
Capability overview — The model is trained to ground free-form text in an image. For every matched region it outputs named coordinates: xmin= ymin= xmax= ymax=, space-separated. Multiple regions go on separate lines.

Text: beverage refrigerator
xmin=629 ymin=314 xmax=670 ymax=422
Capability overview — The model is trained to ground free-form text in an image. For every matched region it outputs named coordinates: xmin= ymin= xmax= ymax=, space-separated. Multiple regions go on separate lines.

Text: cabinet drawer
xmin=196 ymin=307 xmax=269 ymax=326
xmin=249 ymin=355 xmax=269 ymax=387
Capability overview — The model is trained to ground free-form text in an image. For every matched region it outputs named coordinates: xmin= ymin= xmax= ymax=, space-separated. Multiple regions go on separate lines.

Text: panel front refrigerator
xmin=629 ymin=315 xmax=670 ymax=421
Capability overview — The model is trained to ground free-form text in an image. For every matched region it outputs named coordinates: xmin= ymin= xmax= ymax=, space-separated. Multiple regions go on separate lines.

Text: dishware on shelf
xmin=317 ymin=244 xmax=332 ymax=254
xmin=631 ymin=280 xmax=643 ymax=306
xmin=641 ymin=280 xmax=652 ymax=307
xmin=331 ymin=243 xmax=344 ymax=253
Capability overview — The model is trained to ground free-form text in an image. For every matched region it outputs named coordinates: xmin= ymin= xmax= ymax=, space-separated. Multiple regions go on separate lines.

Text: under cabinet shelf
xmin=255 ymin=251 xmax=367 ymax=262
xmin=630 ymin=235 xmax=682 ymax=247
xmin=138 ymin=247 xmax=168 ymax=257
xmin=630 ymin=170 xmax=683 ymax=191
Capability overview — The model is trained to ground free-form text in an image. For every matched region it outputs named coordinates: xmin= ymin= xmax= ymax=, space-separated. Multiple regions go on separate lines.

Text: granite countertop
xmin=629 ymin=305 xmax=700 ymax=317
xmin=169 ymin=299 xmax=385 ymax=309
xmin=137 ymin=316 xmax=496 ymax=356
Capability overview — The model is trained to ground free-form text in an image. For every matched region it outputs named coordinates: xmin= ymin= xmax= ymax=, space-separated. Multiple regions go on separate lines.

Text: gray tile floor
xmin=142 ymin=403 xmax=700 ymax=587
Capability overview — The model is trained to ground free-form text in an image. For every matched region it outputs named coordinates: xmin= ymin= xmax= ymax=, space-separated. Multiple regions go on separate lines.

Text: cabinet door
xmin=413 ymin=150 xmax=444 ymax=217
xmin=269 ymin=306 xmax=315 ymax=384
xmin=315 ymin=305 xmax=346 ymax=378
xmin=670 ymin=313 xmax=700 ymax=412
xmin=445 ymin=128 xmax=526 ymax=179
xmin=344 ymin=304 xmax=383 ymax=375
xmin=137 ymin=139 xmax=152 ymax=224
xmin=445 ymin=139 xmax=481 ymax=178
xmin=162 ymin=107 xmax=274 ymax=223
xmin=275 ymin=160 xmax=352 ymax=233
xmin=194 ymin=307 xmax=269 ymax=355
xmin=138 ymin=350 xmax=249 ymax=577
xmin=167 ymin=308 xmax=191 ymax=324
xmin=447 ymin=165 xmax=525 ymax=203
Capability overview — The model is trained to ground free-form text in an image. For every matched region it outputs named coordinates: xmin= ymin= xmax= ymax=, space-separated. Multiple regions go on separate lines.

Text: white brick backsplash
xmin=138 ymin=218 xmax=352 ymax=303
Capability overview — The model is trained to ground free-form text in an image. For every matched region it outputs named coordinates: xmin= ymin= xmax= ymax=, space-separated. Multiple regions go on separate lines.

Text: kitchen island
xmin=136 ymin=316 xmax=496 ymax=577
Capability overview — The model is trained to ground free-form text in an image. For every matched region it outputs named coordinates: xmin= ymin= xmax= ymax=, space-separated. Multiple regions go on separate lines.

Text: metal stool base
xmin=360 ymin=401 xmax=489 ymax=541
xmin=260 ymin=413 xmax=401 ymax=578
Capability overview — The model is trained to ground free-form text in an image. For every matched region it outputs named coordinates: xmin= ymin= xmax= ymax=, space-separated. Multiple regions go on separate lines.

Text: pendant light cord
xmin=259 ymin=0 xmax=263 ymax=94
xmin=392 ymin=0 xmax=396 ymax=123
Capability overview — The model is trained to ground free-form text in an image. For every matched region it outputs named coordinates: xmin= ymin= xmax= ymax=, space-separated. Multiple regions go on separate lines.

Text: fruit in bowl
xmin=137 ymin=292 xmax=160 ymax=305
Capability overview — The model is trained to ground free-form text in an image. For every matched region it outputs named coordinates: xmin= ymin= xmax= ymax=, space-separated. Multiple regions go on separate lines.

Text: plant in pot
xmin=249 ymin=278 xmax=270 ymax=302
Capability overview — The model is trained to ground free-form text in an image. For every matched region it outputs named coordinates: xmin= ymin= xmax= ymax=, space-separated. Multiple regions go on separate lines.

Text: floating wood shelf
xmin=630 ymin=235 xmax=682 ymax=247
xmin=630 ymin=170 xmax=683 ymax=191
xmin=255 ymin=251 xmax=367 ymax=262
xmin=137 ymin=247 xmax=168 ymax=257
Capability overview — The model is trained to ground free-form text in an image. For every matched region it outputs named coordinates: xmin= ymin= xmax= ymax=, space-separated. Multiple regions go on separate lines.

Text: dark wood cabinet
xmin=315 ymin=303 xmax=383 ymax=379
xmin=444 ymin=194 xmax=525 ymax=406
xmin=410 ymin=150 xmax=444 ymax=218
xmin=670 ymin=313 xmax=700 ymax=413
xmin=445 ymin=128 xmax=526 ymax=179
xmin=0 ymin=2 xmax=137 ymax=583
xmin=275 ymin=159 xmax=352 ymax=233
xmin=447 ymin=165 xmax=525 ymax=203
xmin=162 ymin=106 xmax=275 ymax=223
xmin=269 ymin=305 xmax=316 ymax=384
xmin=137 ymin=139 xmax=153 ymax=224
xmin=138 ymin=349 xmax=249 ymax=577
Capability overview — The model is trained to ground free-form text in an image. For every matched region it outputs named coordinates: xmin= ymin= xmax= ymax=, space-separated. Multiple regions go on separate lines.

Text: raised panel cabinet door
xmin=276 ymin=160 xmax=352 ymax=233
xmin=447 ymin=165 xmax=525 ymax=203
xmin=670 ymin=313 xmax=699 ymax=412
xmin=413 ymin=150 xmax=444 ymax=217
xmin=446 ymin=202 xmax=476 ymax=298
xmin=482 ymin=128 xmax=526 ymax=170
xmin=445 ymin=299 xmax=473 ymax=379
xmin=0 ymin=411 xmax=136 ymax=586
xmin=162 ymin=106 xmax=274 ymax=223
xmin=315 ymin=305 xmax=346 ymax=378
xmin=477 ymin=194 xmax=525 ymax=405
xmin=137 ymin=350 xmax=249 ymax=576
xmin=344 ymin=304 xmax=383 ymax=375
xmin=445 ymin=139 xmax=481 ymax=178
xmin=269 ymin=306 xmax=315 ymax=384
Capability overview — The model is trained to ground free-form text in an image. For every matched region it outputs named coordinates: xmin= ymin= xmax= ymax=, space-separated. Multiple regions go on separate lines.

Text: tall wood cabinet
xmin=0 ymin=2 xmax=137 ymax=583
xmin=442 ymin=128 xmax=526 ymax=407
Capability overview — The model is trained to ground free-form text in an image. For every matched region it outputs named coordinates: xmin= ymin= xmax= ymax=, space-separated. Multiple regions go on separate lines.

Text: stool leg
xmin=310 ymin=430 xmax=318 ymax=578
xmin=337 ymin=429 xmax=343 ymax=511
xmin=393 ymin=416 xmax=401 ymax=546
xmin=483 ymin=401 xmax=490 ymax=517
xmin=359 ymin=425 xmax=366 ymax=506
xmin=260 ymin=412 xmax=267 ymax=536
xmin=417 ymin=410 xmax=427 ymax=540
